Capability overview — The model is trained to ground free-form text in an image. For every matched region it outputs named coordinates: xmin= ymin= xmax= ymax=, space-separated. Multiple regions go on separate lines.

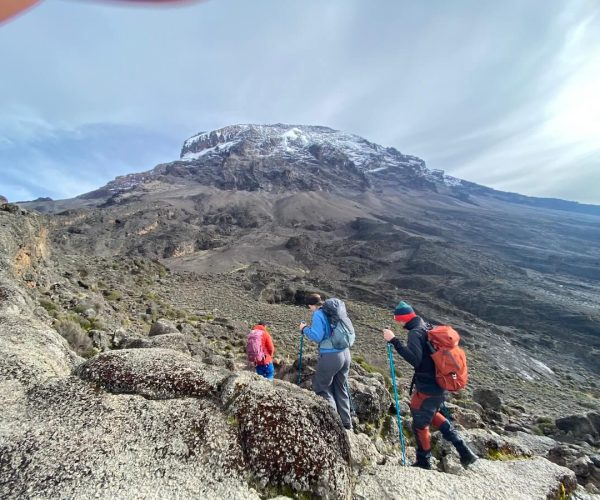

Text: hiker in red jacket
xmin=383 ymin=301 xmax=478 ymax=470
xmin=247 ymin=322 xmax=275 ymax=379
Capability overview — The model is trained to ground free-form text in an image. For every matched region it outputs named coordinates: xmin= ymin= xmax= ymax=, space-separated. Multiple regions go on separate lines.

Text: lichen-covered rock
xmin=0 ymin=377 xmax=259 ymax=499
xmin=76 ymin=348 xmax=229 ymax=399
xmin=587 ymin=412 xmax=600 ymax=435
xmin=89 ymin=329 xmax=113 ymax=351
xmin=277 ymin=353 xmax=318 ymax=388
xmin=221 ymin=372 xmax=352 ymax=498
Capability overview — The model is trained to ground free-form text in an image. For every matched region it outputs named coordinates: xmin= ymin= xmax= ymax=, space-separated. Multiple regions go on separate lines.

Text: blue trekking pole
xmin=297 ymin=333 xmax=304 ymax=385
xmin=387 ymin=343 xmax=407 ymax=466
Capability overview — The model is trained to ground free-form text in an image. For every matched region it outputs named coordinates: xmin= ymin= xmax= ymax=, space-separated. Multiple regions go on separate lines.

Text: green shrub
xmin=54 ymin=319 xmax=95 ymax=358
xmin=353 ymin=355 xmax=391 ymax=385
xmin=487 ymin=448 xmax=524 ymax=461
xmin=39 ymin=299 xmax=57 ymax=313
xmin=105 ymin=290 xmax=122 ymax=301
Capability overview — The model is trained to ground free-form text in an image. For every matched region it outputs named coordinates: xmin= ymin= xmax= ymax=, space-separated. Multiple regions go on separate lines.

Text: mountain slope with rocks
xmin=3 ymin=123 xmax=600 ymax=497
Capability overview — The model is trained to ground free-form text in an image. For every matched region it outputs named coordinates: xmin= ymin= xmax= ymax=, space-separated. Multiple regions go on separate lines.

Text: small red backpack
xmin=427 ymin=325 xmax=468 ymax=392
xmin=246 ymin=329 xmax=266 ymax=364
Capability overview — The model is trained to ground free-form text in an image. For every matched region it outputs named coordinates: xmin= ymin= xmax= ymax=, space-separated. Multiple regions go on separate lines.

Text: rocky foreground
xmin=1 ymin=204 xmax=599 ymax=498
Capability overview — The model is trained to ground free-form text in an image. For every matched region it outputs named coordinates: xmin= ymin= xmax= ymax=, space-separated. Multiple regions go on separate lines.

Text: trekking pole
xmin=387 ymin=343 xmax=407 ymax=466
xmin=296 ymin=333 xmax=304 ymax=385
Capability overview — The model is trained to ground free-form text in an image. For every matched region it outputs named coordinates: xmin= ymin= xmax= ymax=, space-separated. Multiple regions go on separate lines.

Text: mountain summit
xmin=74 ymin=124 xmax=599 ymax=217
xmin=82 ymin=124 xmax=466 ymax=198
xmin=180 ymin=123 xmax=428 ymax=177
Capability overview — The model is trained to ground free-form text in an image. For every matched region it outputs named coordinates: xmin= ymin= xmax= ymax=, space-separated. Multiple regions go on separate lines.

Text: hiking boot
xmin=413 ymin=450 xmax=432 ymax=470
xmin=454 ymin=440 xmax=478 ymax=467
xmin=412 ymin=459 xmax=432 ymax=470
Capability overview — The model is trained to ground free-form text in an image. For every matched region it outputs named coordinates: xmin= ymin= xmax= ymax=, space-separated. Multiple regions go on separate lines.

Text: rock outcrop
xmin=353 ymin=458 xmax=578 ymax=499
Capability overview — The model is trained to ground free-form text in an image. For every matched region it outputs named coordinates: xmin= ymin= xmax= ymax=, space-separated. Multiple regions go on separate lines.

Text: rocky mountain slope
xmin=22 ymin=124 xmax=600 ymax=377
xmin=1 ymin=203 xmax=598 ymax=499
xmin=4 ymin=123 xmax=600 ymax=497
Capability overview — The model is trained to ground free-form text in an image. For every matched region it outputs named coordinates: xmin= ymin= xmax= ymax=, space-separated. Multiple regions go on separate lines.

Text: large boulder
xmin=0 ymin=377 xmax=259 ymax=499
xmin=349 ymin=373 xmax=390 ymax=425
xmin=0 ymin=309 xmax=80 ymax=388
xmin=506 ymin=431 xmax=558 ymax=456
xmin=76 ymin=348 xmax=229 ymax=399
xmin=587 ymin=412 xmax=600 ymax=435
xmin=555 ymin=414 xmax=599 ymax=440
xmin=462 ymin=429 xmax=532 ymax=459
xmin=445 ymin=403 xmax=485 ymax=429
xmin=149 ymin=318 xmax=179 ymax=336
xmin=472 ymin=388 xmax=502 ymax=411
xmin=221 ymin=372 xmax=352 ymax=498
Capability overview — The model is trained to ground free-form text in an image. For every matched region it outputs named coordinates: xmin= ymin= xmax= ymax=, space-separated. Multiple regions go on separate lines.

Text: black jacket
xmin=389 ymin=316 xmax=444 ymax=396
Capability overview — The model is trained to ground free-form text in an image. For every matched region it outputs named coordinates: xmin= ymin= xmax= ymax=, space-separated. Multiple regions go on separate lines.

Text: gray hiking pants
xmin=312 ymin=349 xmax=352 ymax=428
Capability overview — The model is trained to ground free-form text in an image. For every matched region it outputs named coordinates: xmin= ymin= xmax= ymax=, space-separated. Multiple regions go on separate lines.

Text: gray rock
xmin=348 ymin=373 xmax=390 ymax=425
xmin=445 ymin=403 xmax=485 ymax=429
xmin=507 ymin=431 xmax=557 ymax=456
xmin=89 ymin=329 xmax=113 ymax=351
xmin=354 ymin=457 xmax=577 ymax=499
xmin=463 ymin=428 xmax=532 ymax=459
xmin=573 ymin=456 xmax=594 ymax=478
xmin=0 ymin=310 xmax=80 ymax=388
xmin=347 ymin=431 xmax=385 ymax=469
xmin=149 ymin=318 xmax=179 ymax=336
xmin=587 ymin=412 xmax=600 ymax=435
xmin=473 ymin=388 xmax=502 ymax=411
xmin=556 ymin=414 xmax=597 ymax=439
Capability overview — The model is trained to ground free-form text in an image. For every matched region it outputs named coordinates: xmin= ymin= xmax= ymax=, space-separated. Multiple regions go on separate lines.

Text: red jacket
xmin=252 ymin=324 xmax=274 ymax=365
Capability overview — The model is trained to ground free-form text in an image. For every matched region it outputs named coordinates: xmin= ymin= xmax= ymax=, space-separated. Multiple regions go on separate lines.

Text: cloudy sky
xmin=1 ymin=0 xmax=599 ymax=204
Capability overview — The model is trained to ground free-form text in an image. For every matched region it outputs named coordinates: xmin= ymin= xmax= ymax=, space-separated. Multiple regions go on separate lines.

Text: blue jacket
xmin=302 ymin=308 xmax=345 ymax=354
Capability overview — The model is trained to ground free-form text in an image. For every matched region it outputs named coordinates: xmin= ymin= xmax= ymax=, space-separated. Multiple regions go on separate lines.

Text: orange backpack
xmin=427 ymin=325 xmax=468 ymax=392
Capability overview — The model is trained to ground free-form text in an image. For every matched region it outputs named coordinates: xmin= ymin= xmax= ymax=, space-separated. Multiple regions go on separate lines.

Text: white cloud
xmin=0 ymin=0 xmax=599 ymax=204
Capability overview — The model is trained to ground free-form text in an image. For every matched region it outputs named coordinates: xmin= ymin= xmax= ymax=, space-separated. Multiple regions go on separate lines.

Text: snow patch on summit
xmin=179 ymin=124 xmax=461 ymax=182
xmin=182 ymin=140 xmax=239 ymax=161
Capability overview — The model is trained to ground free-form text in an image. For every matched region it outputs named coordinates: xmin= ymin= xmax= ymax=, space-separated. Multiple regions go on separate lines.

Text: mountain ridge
xmin=21 ymin=123 xmax=597 ymax=216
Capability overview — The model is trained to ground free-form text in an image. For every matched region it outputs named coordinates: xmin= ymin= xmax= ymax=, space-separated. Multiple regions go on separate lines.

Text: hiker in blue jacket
xmin=299 ymin=293 xmax=352 ymax=430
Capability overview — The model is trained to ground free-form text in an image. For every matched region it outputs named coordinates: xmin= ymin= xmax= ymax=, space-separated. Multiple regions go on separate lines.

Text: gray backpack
xmin=321 ymin=298 xmax=355 ymax=349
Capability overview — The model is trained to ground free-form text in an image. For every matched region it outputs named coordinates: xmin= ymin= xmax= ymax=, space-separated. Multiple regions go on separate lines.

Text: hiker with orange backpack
xmin=383 ymin=301 xmax=478 ymax=470
xmin=247 ymin=322 xmax=275 ymax=380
